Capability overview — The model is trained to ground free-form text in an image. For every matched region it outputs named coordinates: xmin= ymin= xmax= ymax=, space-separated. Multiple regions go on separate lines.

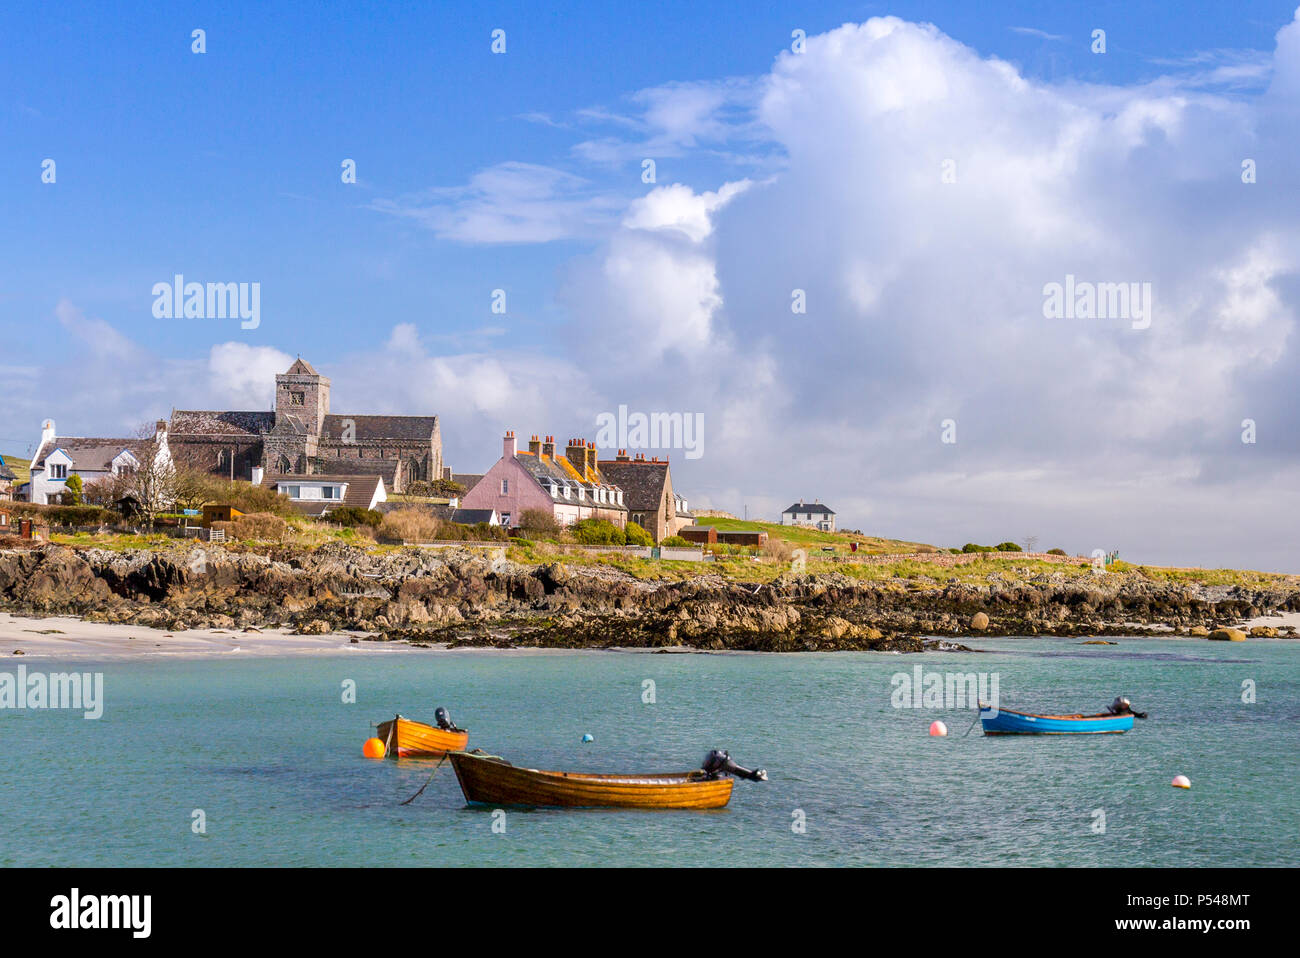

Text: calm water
xmin=2 ymin=638 xmax=1296 ymax=866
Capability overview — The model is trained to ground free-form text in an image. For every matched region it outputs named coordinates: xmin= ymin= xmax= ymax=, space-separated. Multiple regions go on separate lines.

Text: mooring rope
xmin=399 ymin=752 xmax=450 ymax=805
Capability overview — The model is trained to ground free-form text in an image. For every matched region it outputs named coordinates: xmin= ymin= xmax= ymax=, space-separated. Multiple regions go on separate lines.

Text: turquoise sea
xmin=1 ymin=637 xmax=1296 ymax=867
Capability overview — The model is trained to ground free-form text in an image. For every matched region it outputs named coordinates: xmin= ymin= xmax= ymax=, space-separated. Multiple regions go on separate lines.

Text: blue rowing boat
xmin=979 ymin=703 xmax=1135 ymax=735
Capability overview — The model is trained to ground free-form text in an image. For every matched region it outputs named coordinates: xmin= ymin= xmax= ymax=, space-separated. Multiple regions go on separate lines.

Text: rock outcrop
xmin=1 ymin=543 xmax=1297 ymax=652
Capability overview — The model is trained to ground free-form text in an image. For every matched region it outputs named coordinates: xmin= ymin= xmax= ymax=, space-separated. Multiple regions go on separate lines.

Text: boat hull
xmin=980 ymin=706 xmax=1133 ymax=735
xmin=448 ymin=752 xmax=734 ymax=809
xmin=376 ymin=716 xmax=469 ymax=757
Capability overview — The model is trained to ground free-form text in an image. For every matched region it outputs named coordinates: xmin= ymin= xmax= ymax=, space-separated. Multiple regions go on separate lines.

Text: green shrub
xmin=570 ymin=519 xmax=625 ymax=545
xmin=994 ymin=542 xmax=1023 ymax=552
xmin=1047 ymin=547 xmax=1067 ymax=556
xmin=661 ymin=535 xmax=690 ymax=547
xmin=623 ymin=521 xmax=653 ymax=547
xmin=518 ymin=508 xmax=562 ymax=538
xmin=61 ymin=473 xmax=84 ymax=505
xmin=328 ymin=506 xmax=383 ymax=528
xmin=961 ymin=543 xmax=994 ymax=553
xmin=222 ymin=480 xmax=297 ymax=516
xmin=43 ymin=504 xmax=118 ymax=527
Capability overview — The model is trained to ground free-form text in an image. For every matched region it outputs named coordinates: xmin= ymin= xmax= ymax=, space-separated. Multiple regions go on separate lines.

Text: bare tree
xmin=100 ymin=422 xmax=178 ymax=527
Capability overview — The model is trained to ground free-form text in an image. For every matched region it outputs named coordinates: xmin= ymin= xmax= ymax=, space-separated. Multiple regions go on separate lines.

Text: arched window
xmin=408 ymin=458 xmax=423 ymax=483
xmin=277 ymin=455 xmax=292 ymax=474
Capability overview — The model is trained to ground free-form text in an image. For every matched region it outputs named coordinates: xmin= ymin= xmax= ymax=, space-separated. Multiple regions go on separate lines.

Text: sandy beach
xmin=0 ymin=612 xmax=396 ymax=660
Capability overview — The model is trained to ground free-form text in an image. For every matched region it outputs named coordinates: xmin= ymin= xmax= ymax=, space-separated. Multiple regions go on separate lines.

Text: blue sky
xmin=4 ymin=2 xmax=1300 ymax=568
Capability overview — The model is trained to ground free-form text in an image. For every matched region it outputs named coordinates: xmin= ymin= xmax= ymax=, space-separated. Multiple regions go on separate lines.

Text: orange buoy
xmin=1171 ymin=774 xmax=1191 ymax=789
xmin=362 ymin=737 xmax=387 ymax=759
xmin=929 ymin=720 xmax=948 ymax=737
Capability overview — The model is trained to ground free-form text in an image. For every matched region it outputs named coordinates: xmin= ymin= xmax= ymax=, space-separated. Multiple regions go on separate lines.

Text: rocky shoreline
xmin=1 ymin=543 xmax=1297 ymax=652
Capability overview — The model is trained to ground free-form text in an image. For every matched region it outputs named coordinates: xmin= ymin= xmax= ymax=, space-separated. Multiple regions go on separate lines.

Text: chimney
xmin=528 ymin=434 xmax=542 ymax=456
xmin=542 ymin=435 xmax=556 ymax=459
xmin=585 ymin=442 xmax=597 ymax=479
xmin=615 ymin=449 xmax=630 ymax=462
xmin=40 ymin=419 xmax=56 ymax=450
xmin=566 ymin=438 xmax=586 ymax=475
xmin=251 ymin=465 xmax=265 ymax=486
xmin=503 ymin=430 xmax=517 ymax=459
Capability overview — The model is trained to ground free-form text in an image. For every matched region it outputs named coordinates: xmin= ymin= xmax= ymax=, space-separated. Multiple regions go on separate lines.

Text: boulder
xmin=1249 ymin=626 xmax=1278 ymax=637
xmin=1207 ymin=628 xmax=1247 ymax=642
xmin=969 ymin=612 xmax=989 ymax=630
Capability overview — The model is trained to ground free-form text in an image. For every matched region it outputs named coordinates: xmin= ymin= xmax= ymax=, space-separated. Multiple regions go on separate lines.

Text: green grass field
xmin=698 ymin=516 xmax=933 ymax=554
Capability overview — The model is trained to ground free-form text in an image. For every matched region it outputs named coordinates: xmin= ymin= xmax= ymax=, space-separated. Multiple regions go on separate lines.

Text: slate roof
xmin=321 ymin=415 xmax=437 ymax=442
xmin=450 ymin=508 xmax=498 ymax=525
xmin=258 ymin=474 xmax=385 ymax=517
xmin=597 ymin=460 xmax=668 ymax=512
xmin=782 ymin=502 xmax=836 ymax=515
xmin=170 ymin=410 xmax=275 ymax=436
xmin=32 ymin=438 xmax=146 ymax=471
xmin=515 ymin=452 xmax=626 ymax=511
xmin=451 ymin=473 xmax=484 ymax=494
xmin=0 ymin=459 xmax=15 ymax=481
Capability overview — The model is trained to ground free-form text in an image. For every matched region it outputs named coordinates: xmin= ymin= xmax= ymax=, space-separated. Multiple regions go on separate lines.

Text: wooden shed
xmin=202 ymin=504 xmax=245 ymax=526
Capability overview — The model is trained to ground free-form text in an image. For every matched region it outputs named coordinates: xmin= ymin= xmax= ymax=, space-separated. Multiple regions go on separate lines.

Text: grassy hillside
xmin=2 ymin=455 xmax=30 ymax=485
xmin=696 ymin=517 xmax=935 ymax=555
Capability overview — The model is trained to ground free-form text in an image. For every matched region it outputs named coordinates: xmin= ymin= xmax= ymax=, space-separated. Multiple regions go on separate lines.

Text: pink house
xmin=461 ymin=431 xmax=627 ymax=529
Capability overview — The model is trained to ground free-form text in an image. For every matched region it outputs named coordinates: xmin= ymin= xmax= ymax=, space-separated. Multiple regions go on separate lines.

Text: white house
xmin=780 ymin=499 xmax=836 ymax=532
xmin=255 ymin=467 xmax=387 ymax=517
xmin=28 ymin=420 xmax=171 ymax=505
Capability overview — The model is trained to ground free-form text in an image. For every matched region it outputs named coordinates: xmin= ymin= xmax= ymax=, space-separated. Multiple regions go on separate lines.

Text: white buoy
xmin=1171 ymin=774 xmax=1191 ymax=789
xmin=929 ymin=720 xmax=948 ymax=737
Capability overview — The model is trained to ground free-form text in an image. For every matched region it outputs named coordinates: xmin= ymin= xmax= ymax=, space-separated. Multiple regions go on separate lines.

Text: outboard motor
xmin=701 ymin=749 xmax=767 ymax=782
xmin=1108 ymin=696 xmax=1148 ymax=719
xmin=434 ymin=706 xmax=459 ymax=731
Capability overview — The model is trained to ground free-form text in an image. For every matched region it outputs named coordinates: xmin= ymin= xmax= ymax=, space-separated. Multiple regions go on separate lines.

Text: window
xmin=289 ymin=391 xmax=304 ymax=406
xmin=51 ymin=463 xmax=67 ymax=480
xmin=500 ymin=478 xmax=509 ymax=494
xmin=283 ymin=485 xmax=301 ymax=498
xmin=322 ymin=486 xmax=339 ymax=499
xmin=277 ymin=455 xmax=292 ymax=474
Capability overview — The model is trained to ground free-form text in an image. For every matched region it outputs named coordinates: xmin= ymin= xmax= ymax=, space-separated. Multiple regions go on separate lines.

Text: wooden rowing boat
xmin=448 ymin=751 xmax=743 ymax=809
xmin=376 ymin=714 xmax=469 ymax=757
xmin=979 ymin=703 xmax=1135 ymax=735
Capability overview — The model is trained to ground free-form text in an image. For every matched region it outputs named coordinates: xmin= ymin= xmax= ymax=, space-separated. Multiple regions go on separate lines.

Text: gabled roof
xmin=32 ymin=438 xmax=145 ymax=472
xmin=451 ymin=508 xmax=497 ymax=525
xmin=321 ymin=415 xmax=437 ymax=442
xmin=597 ymin=460 xmax=668 ymax=512
xmin=514 ymin=452 xmax=626 ymax=511
xmin=269 ymin=415 xmax=310 ymax=436
xmin=782 ymin=502 xmax=835 ymax=515
xmin=259 ymin=474 xmax=385 ymax=516
xmin=451 ymin=473 xmax=484 ymax=493
xmin=171 ymin=410 xmax=275 ymax=436
xmin=284 ymin=358 xmax=319 ymax=376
